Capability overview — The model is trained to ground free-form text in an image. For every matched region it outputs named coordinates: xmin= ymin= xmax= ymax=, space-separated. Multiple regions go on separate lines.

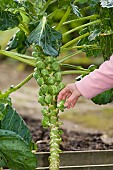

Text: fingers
xmin=57 ymin=87 xmax=71 ymax=102
xmin=64 ymin=92 xmax=79 ymax=109
xmin=57 ymin=83 xmax=81 ymax=109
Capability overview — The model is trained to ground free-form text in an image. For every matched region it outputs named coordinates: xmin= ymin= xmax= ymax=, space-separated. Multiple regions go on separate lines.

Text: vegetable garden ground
xmin=1 ymin=60 xmax=113 ymax=149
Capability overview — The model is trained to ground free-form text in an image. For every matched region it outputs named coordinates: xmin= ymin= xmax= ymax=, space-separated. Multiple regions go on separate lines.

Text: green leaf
xmin=0 ymin=151 xmax=7 ymax=167
xmin=0 ymin=102 xmax=6 ymax=121
xmin=57 ymin=0 xmax=71 ymax=9
xmin=0 ymin=129 xmax=37 ymax=170
xmin=0 ymin=0 xmax=21 ymax=11
xmin=88 ymin=29 xmax=101 ymax=41
xmin=1 ymin=104 xmax=32 ymax=145
xmin=92 ymin=89 xmax=113 ymax=105
xmin=71 ymin=3 xmax=82 ymax=17
xmin=100 ymin=0 xmax=113 ymax=8
xmin=0 ymin=11 xmax=21 ymax=31
xmin=89 ymin=0 xmax=100 ymax=6
xmin=27 ymin=17 xmax=62 ymax=56
xmin=6 ymin=30 xmax=27 ymax=54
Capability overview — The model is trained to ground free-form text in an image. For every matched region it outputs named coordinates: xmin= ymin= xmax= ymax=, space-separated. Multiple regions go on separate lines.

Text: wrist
xmin=74 ymin=83 xmax=82 ymax=97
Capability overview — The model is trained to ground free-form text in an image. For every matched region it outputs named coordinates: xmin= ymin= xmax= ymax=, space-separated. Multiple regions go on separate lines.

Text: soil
xmin=23 ymin=116 xmax=113 ymax=152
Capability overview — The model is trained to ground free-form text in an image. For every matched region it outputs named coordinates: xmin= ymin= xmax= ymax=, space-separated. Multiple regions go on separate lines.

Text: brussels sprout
xmin=45 ymin=56 xmax=54 ymax=64
xmin=36 ymin=61 xmax=45 ymax=69
xmin=32 ymin=51 xmax=39 ymax=57
xmin=38 ymin=89 xmax=43 ymax=96
xmin=42 ymin=116 xmax=50 ymax=128
xmin=57 ymin=100 xmax=65 ymax=112
xmin=36 ymin=57 xmax=42 ymax=62
xmin=54 ymin=72 xmax=62 ymax=82
xmin=48 ymin=85 xmax=58 ymax=95
xmin=50 ymin=116 xmax=58 ymax=124
xmin=38 ymin=96 xmax=46 ymax=106
xmin=42 ymin=108 xmax=48 ymax=116
xmin=33 ymin=71 xmax=40 ymax=79
xmin=49 ymin=105 xmax=56 ymax=112
xmin=50 ymin=110 xmax=58 ymax=116
xmin=37 ymin=77 xmax=44 ymax=86
xmin=47 ymin=77 xmax=55 ymax=85
xmin=41 ymin=69 xmax=49 ymax=76
xmin=40 ymin=84 xmax=49 ymax=94
xmin=45 ymin=94 xmax=52 ymax=104
xmin=51 ymin=62 xmax=60 ymax=71
xmin=58 ymin=82 xmax=65 ymax=91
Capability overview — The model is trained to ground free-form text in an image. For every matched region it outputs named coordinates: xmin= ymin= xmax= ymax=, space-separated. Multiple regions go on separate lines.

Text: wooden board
xmin=36 ymin=150 xmax=113 ymax=169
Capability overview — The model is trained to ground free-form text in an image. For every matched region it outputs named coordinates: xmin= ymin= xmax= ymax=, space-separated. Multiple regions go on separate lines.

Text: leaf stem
xmin=18 ymin=24 xmax=29 ymax=35
xmin=63 ymin=19 xmax=101 ymax=37
xmin=56 ymin=6 xmax=71 ymax=31
xmin=61 ymin=70 xmax=89 ymax=75
xmin=58 ymin=50 xmax=82 ymax=63
xmin=61 ymin=32 xmax=90 ymax=49
xmin=48 ymin=9 xmax=59 ymax=19
xmin=42 ymin=0 xmax=53 ymax=12
xmin=0 ymin=50 xmax=35 ymax=67
xmin=0 ymin=73 xmax=33 ymax=99
xmin=62 ymin=44 xmax=101 ymax=52
xmin=61 ymin=64 xmax=88 ymax=71
xmin=20 ymin=21 xmax=30 ymax=35
xmin=63 ymin=14 xmax=98 ymax=25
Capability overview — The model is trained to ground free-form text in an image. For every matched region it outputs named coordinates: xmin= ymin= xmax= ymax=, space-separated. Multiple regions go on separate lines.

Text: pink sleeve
xmin=75 ymin=55 xmax=113 ymax=99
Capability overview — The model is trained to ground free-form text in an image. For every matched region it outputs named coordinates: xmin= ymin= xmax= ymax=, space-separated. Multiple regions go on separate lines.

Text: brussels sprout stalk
xmin=33 ymin=49 xmax=65 ymax=170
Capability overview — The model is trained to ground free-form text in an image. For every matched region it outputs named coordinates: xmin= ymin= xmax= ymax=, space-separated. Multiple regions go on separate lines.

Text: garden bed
xmin=23 ymin=116 xmax=113 ymax=170
xmin=23 ymin=116 xmax=113 ymax=152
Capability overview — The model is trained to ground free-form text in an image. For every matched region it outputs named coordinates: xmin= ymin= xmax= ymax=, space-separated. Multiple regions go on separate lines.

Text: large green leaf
xmin=88 ymin=29 xmax=101 ymax=41
xmin=1 ymin=104 xmax=32 ymax=145
xmin=0 ymin=129 xmax=37 ymax=170
xmin=0 ymin=152 xmax=7 ymax=167
xmin=0 ymin=11 xmax=21 ymax=31
xmin=27 ymin=17 xmax=62 ymax=56
xmin=71 ymin=3 xmax=82 ymax=17
xmin=6 ymin=30 xmax=27 ymax=54
xmin=0 ymin=102 xmax=6 ymax=121
xmin=0 ymin=0 xmax=21 ymax=10
xmin=100 ymin=0 xmax=113 ymax=8
xmin=92 ymin=89 xmax=113 ymax=105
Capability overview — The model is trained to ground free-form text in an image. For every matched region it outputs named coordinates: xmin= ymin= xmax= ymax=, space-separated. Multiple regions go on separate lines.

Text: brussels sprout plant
xmin=0 ymin=0 xmax=113 ymax=170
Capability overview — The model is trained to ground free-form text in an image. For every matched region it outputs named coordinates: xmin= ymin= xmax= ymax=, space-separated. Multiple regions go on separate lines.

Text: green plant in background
xmin=0 ymin=0 xmax=113 ymax=169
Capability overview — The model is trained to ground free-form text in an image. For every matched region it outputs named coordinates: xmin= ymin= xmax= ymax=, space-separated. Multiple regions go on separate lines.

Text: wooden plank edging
xmin=36 ymin=150 xmax=113 ymax=167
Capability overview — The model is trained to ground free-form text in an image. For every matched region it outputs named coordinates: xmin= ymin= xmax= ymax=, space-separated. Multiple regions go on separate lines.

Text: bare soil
xmin=23 ymin=116 xmax=113 ymax=152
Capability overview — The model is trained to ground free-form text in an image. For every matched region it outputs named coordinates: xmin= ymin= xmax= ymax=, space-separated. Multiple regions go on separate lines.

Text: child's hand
xmin=57 ymin=83 xmax=81 ymax=109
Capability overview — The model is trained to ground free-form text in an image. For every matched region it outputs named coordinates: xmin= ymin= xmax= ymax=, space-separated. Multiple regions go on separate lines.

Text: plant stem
xmin=58 ymin=50 xmax=82 ymax=63
xmin=48 ymin=9 xmax=59 ymax=19
xmin=61 ymin=32 xmax=90 ymax=49
xmin=0 ymin=50 xmax=35 ymax=67
xmin=20 ymin=20 xmax=30 ymax=35
xmin=1 ymin=50 xmax=35 ymax=60
xmin=42 ymin=0 xmax=53 ymax=12
xmin=61 ymin=70 xmax=89 ymax=75
xmin=49 ymin=117 xmax=61 ymax=170
xmin=0 ymin=73 xmax=33 ymax=99
xmin=63 ymin=14 xmax=98 ymax=25
xmin=56 ymin=6 xmax=71 ymax=31
xmin=61 ymin=64 xmax=88 ymax=71
xmin=18 ymin=24 xmax=29 ymax=35
xmin=61 ymin=44 xmax=101 ymax=52
xmin=63 ymin=19 xmax=101 ymax=37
